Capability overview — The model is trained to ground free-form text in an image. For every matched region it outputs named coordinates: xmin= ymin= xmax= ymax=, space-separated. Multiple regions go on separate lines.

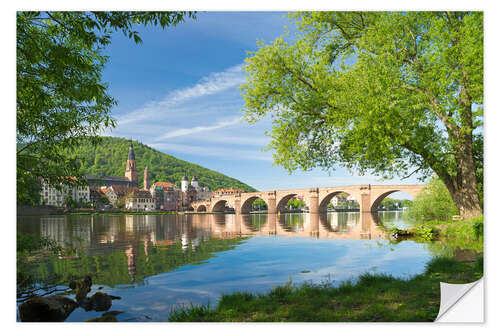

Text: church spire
xmin=128 ymin=141 xmax=136 ymax=161
xmin=125 ymin=141 xmax=138 ymax=185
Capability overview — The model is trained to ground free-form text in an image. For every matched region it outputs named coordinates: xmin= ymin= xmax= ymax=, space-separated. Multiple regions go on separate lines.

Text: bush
xmin=473 ymin=219 xmax=484 ymax=240
xmin=413 ymin=225 xmax=438 ymax=241
xmin=407 ymin=177 xmax=458 ymax=222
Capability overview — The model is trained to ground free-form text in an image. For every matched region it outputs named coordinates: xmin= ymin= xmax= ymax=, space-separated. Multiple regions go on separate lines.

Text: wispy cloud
xmin=148 ymin=142 xmax=273 ymax=161
xmin=179 ymin=133 xmax=271 ymax=146
xmin=116 ymin=64 xmax=245 ymax=126
xmin=153 ymin=117 xmax=242 ymax=141
xmin=160 ymin=64 xmax=244 ymax=105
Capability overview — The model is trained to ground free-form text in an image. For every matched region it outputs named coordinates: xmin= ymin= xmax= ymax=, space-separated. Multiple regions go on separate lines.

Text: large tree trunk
xmin=446 ymin=180 xmax=482 ymax=220
xmin=443 ymin=136 xmax=483 ymax=220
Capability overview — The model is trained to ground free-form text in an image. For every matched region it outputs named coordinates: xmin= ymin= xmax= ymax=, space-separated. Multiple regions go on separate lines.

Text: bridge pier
xmin=233 ymin=197 xmax=241 ymax=215
xmin=266 ymin=191 xmax=277 ymax=214
xmin=359 ymin=185 xmax=372 ymax=212
xmin=308 ymin=188 xmax=319 ymax=214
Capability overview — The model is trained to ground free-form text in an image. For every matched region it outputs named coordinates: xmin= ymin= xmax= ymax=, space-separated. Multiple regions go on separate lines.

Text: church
xmin=86 ymin=142 xmax=139 ymax=188
xmin=41 ymin=141 xmax=212 ymax=210
xmin=99 ymin=141 xmax=212 ymax=210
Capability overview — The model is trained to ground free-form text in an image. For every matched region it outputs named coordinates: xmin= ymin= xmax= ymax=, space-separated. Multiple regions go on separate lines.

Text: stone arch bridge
xmin=191 ymin=184 xmax=424 ymax=214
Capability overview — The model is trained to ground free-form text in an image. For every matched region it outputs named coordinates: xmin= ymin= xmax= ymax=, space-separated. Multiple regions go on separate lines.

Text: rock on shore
xmin=19 ymin=296 xmax=78 ymax=322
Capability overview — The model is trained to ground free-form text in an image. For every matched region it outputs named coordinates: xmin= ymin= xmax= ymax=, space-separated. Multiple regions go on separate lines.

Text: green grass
xmin=389 ymin=216 xmax=483 ymax=253
xmin=168 ymin=256 xmax=483 ymax=322
xmin=439 ymin=216 xmax=483 ymax=239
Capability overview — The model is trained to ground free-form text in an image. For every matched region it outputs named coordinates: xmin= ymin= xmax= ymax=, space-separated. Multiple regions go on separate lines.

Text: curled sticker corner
xmin=435 ymin=278 xmax=483 ymax=322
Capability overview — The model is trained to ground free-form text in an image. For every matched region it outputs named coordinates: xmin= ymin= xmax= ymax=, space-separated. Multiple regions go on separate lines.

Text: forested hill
xmin=68 ymin=136 xmax=257 ymax=192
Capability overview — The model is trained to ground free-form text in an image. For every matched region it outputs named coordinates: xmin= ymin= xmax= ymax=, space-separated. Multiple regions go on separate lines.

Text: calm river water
xmin=17 ymin=211 xmax=448 ymax=322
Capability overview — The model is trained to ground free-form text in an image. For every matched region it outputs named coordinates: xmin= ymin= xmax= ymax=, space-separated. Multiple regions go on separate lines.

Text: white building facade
xmin=125 ymin=190 xmax=155 ymax=211
xmin=40 ymin=180 xmax=90 ymax=207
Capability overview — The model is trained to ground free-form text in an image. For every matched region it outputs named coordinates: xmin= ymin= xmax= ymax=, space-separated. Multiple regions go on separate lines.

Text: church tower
xmin=144 ymin=166 xmax=150 ymax=190
xmin=191 ymin=176 xmax=199 ymax=191
xmin=125 ymin=142 xmax=138 ymax=185
xmin=181 ymin=174 xmax=188 ymax=193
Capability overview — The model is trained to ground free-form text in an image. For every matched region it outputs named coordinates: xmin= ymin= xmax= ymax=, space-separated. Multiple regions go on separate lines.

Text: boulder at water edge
xmin=19 ymin=296 xmax=78 ymax=322
xmin=88 ymin=292 xmax=112 ymax=312
xmin=75 ymin=274 xmax=92 ymax=304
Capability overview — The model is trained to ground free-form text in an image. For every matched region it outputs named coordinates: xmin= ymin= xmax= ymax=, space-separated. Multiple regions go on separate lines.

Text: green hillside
xmin=68 ymin=136 xmax=257 ymax=192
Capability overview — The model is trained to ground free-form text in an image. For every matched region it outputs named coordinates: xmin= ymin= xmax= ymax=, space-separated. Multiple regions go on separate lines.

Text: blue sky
xmin=102 ymin=12 xmax=420 ymax=197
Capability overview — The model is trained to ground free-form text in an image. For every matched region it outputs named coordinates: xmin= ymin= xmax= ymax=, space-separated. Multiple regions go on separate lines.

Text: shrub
xmin=473 ymin=219 xmax=484 ymax=240
xmin=413 ymin=225 xmax=438 ymax=241
xmin=407 ymin=177 xmax=458 ymax=222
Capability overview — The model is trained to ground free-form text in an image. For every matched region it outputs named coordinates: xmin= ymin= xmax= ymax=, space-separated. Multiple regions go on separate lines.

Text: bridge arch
xmin=240 ymin=196 xmax=268 ymax=214
xmin=212 ymin=199 xmax=230 ymax=213
xmin=196 ymin=205 xmax=207 ymax=212
xmin=370 ymin=189 xmax=416 ymax=212
xmin=276 ymin=193 xmax=301 ymax=213
xmin=318 ymin=191 xmax=360 ymax=213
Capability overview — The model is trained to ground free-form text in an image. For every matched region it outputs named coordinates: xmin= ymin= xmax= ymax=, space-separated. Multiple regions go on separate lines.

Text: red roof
xmin=212 ymin=188 xmax=244 ymax=194
xmin=151 ymin=182 xmax=176 ymax=189
xmin=107 ymin=185 xmax=139 ymax=196
xmin=126 ymin=189 xmax=153 ymax=199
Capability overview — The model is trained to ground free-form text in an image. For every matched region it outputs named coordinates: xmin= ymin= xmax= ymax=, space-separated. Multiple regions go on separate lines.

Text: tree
xmin=241 ymin=12 xmax=483 ymax=219
xmin=407 ymin=177 xmax=459 ymax=222
xmin=380 ymin=198 xmax=399 ymax=210
xmin=286 ymin=198 xmax=306 ymax=209
xmin=252 ymin=198 xmax=268 ymax=210
xmin=116 ymin=196 xmax=126 ymax=209
xmin=17 ymin=11 xmax=196 ymax=205
xmin=64 ymin=196 xmax=74 ymax=208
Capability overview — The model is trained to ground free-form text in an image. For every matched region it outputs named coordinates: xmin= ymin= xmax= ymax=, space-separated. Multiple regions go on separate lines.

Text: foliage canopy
xmin=17 ymin=11 xmax=196 ymax=205
xmin=241 ymin=12 xmax=483 ymax=218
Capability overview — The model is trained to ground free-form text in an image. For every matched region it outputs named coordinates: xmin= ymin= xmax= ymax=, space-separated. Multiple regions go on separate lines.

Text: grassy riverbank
xmin=168 ymin=256 xmax=482 ymax=322
xmin=389 ymin=216 xmax=483 ymax=252
xmin=169 ymin=216 xmax=484 ymax=322
xmin=433 ymin=216 xmax=483 ymax=240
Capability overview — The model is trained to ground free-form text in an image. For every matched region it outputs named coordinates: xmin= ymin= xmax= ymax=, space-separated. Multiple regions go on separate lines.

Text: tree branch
xmin=277 ymin=56 xmax=338 ymax=112
xmin=400 ymin=82 xmax=460 ymax=134
xmin=401 ymin=165 xmax=424 ymax=180
xmin=45 ymin=12 xmax=72 ymax=33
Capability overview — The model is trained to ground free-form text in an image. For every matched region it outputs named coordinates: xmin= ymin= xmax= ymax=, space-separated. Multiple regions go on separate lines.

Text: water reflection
xmin=322 ymin=212 xmax=359 ymax=232
xmin=18 ymin=212 xmax=391 ymax=256
xmin=377 ymin=210 xmax=411 ymax=229
xmin=17 ymin=212 xmax=392 ymax=288
xmin=17 ymin=211 xmax=445 ymax=322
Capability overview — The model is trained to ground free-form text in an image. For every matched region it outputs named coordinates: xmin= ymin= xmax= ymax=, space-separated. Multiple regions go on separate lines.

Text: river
xmin=17 ymin=211 xmax=450 ymax=322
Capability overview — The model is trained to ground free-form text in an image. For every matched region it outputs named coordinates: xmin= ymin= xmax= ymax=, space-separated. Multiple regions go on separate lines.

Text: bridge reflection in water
xmin=17 ymin=212 xmax=390 ymax=285
xmin=20 ymin=212 xmax=388 ymax=255
xmin=212 ymin=212 xmax=386 ymax=240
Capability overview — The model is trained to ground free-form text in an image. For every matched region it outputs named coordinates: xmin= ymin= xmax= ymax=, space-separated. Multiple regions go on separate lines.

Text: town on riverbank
xmin=16 ymin=10 xmax=484 ymax=323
